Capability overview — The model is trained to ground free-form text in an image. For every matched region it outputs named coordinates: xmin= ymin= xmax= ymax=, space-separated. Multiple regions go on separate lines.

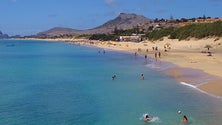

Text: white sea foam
xmin=180 ymin=82 xmax=222 ymax=99
xmin=140 ymin=114 xmax=160 ymax=123
xmin=145 ymin=63 xmax=161 ymax=69
xmin=149 ymin=117 xmax=160 ymax=122
xmin=180 ymin=82 xmax=197 ymax=89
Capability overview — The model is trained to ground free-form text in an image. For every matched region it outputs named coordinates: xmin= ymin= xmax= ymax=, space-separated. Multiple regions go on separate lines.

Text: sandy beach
xmin=64 ymin=37 xmax=222 ymax=97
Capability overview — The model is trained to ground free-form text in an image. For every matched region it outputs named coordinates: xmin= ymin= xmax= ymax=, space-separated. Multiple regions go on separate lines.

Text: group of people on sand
xmin=153 ymin=46 xmax=161 ymax=61
xmin=144 ymin=111 xmax=188 ymax=123
xmin=135 ymin=46 xmax=162 ymax=62
xmin=154 ymin=51 xmax=161 ymax=60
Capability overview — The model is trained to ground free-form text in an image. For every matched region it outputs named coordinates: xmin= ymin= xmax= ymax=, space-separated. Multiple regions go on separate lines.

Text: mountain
xmin=96 ymin=13 xmax=152 ymax=30
xmin=10 ymin=35 xmax=22 ymax=38
xmin=37 ymin=27 xmax=82 ymax=37
xmin=36 ymin=13 xmax=153 ymax=37
xmin=0 ymin=31 xmax=9 ymax=39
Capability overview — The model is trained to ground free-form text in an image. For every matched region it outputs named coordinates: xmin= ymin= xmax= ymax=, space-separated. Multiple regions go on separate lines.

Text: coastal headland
xmin=41 ymin=37 xmax=222 ymax=97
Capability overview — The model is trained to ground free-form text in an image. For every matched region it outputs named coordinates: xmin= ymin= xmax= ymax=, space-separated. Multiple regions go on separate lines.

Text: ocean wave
xmin=140 ymin=114 xmax=160 ymax=123
xmin=180 ymin=82 xmax=222 ymax=99
xmin=180 ymin=82 xmax=197 ymax=88
xmin=145 ymin=63 xmax=161 ymax=69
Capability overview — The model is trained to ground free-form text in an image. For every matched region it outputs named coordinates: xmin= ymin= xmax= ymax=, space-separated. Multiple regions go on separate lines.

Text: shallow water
xmin=0 ymin=40 xmax=222 ymax=125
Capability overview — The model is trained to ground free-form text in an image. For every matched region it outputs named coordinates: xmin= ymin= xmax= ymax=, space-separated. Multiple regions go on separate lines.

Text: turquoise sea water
xmin=0 ymin=40 xmax=222 ymax=125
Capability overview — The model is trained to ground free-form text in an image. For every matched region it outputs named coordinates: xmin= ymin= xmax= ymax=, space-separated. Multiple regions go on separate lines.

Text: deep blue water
xmin=0 ymin=40 xmax=222 ymax=125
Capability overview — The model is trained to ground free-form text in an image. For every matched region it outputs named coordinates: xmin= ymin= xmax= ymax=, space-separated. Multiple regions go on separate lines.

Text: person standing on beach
xmin=155 ymin=46 xmax=158 ymax=51
xmin=145 ymin=54 xmax=149 ymax=63
xmin=158 ymin=51 xmax=161 ymax=58
xmin=155 ymin=52 xmax=157 ymax=61
xmin=164 ymin=45 xmax=167 ymax=52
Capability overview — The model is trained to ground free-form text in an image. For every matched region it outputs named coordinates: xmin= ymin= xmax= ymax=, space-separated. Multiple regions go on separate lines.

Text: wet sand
xmin=198 ymin=80 xmax=222 ymax=96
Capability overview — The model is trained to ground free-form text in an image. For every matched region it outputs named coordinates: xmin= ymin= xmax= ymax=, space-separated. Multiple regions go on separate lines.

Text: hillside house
xmin=119 ymin=35 xmax=142 ymax=42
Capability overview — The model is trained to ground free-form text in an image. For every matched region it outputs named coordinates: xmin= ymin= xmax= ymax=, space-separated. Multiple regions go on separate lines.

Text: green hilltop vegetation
xmin=89 ymin=21 xmax=222 ymax=41
xmin=147 ymin=21 xmax=222 ymax=41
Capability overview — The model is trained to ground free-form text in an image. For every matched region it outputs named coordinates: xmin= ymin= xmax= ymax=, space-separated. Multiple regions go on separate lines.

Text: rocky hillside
xmin=37 ymin=13 xmax=153 ymax=37
xmin=0 ymin=31 xmax=9 ymax=39
xmin=96 ymin=13 xmax=152 ymax=30
xmin=37 ymin=27 xmax=82 ymax=37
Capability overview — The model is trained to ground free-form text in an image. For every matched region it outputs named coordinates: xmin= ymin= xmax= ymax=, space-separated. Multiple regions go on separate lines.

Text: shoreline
xmin=72 ymin=38 xmax=222 ymax=98
xmin=12 ymin=38 xmax=222 ymax=97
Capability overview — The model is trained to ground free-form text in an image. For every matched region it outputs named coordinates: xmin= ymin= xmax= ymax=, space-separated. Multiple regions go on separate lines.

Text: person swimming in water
xmin=141 ymin=74 xmax=144 ymax=80
xmin=182 ymin=115 xmax=188 ymax=123
xmin=144 ymin=114 xmax=151 ymax=121
xmin=112 ymin=75 xmax=116 ymax=80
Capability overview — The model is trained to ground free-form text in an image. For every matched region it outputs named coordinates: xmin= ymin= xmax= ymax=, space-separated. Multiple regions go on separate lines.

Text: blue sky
xmin=0 ymin=0 xmax=222 ymax=36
